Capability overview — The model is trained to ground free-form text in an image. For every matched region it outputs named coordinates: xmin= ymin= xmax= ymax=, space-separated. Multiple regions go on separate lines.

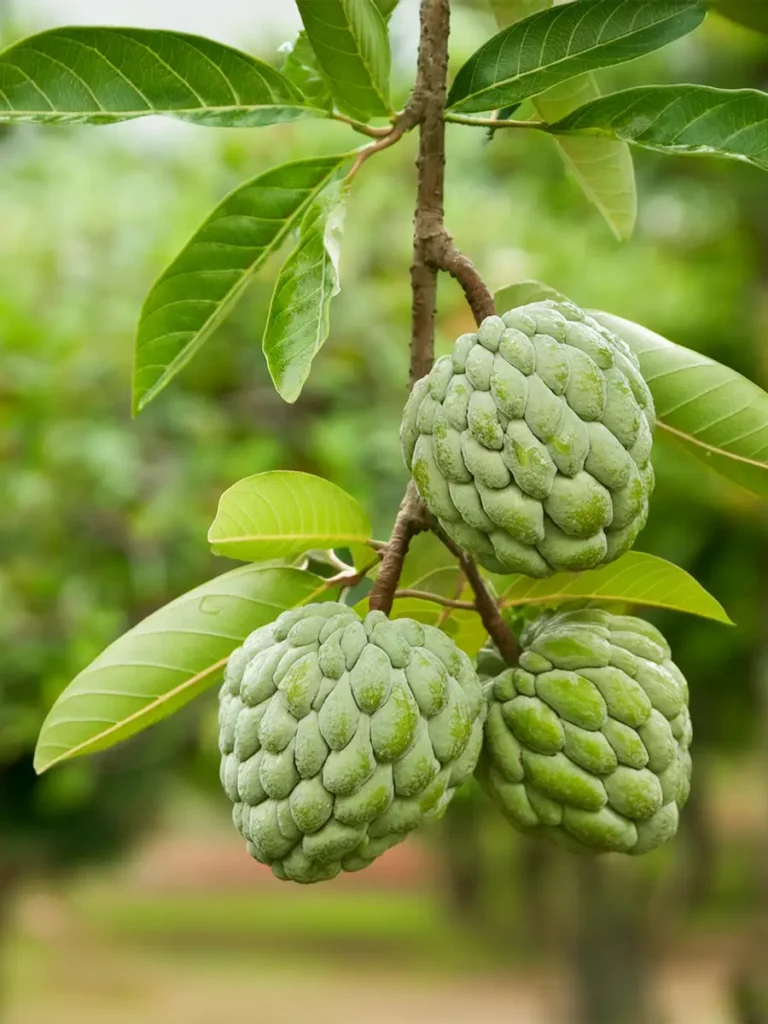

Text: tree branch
xmin=408 ymin=0 xmax=451 ymax=387
xmin=368 ymin=482 xmax=430 ymax=612
xmin=368 ymin=0 xmax=451 ymax=614
xmin=432 ymin=523 xmax=519 ymax=666
xmin=432 ymin=230 xmax=495 ymax=324
xmin=369 ymin=0 xmax=519 ymax=667
xmin=331 ymin=111 xmax=394 ymax=137
xmin=345 ymin=105 xmax=422 ymax=184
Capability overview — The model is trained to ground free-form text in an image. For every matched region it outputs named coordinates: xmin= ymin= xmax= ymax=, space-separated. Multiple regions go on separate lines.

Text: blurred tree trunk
xmin=519 ymin=838 xmax=560 ymax=952
xmin=437 ymin=797 xmax=485 ymax=926
xmin=572 ymin=860 xmax=661 ymax=1024
xmin=677 ymin=760 xmax=716 ymax=908
xmin=731 ymin=593 xmax=768 ymax=1024
xmin=0 ymin=863 xmax=20 ymax=1018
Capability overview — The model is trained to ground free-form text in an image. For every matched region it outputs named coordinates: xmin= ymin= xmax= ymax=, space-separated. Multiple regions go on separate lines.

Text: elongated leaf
xmin=280 ymin=32 xmax=334 ymax=111
xmin=34 ymin=566 xmax=331 ymax=773
xmin=487 ymin=0 xmax=637 ymax=240
xmin=448 ymin=0 xmax=706 ymax=114
xmin=208 ymin=471 xmax=373 ymax=564
xmin=535 ymin=76 xmax=637 ymax=239
xmin=133 ymin=154 xmax=350 ymax=414
xmin=495 ymin=278 xmax=570 ymax=310
xmin=715 ymin=0 xmax=768 ymax=34
xmin=592 ymin=312 xmax=768 ymax=497
xmin=551 ymin=85 xmax=768 ymax=171
xmin=263 ymin=181 xmax=346 ymax=403
xmin=375 ymin=0 xmax=401 ymax=17
xmin=495 ymin=552 xmax=731 ymax=623
xmin=280 ymin=0 xmax=397 ymax=113
xmin=490 ymin=0 xmax=552 ymax=22
xmin=0 ymin=27 xmax=312 ymax=126
xmin=296 ymin=0 xmax=392 ymax=121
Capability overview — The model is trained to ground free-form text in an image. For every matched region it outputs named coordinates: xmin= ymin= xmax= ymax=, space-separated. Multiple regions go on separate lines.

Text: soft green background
xmin=1 ymin=4 xmax=766 ymax=1023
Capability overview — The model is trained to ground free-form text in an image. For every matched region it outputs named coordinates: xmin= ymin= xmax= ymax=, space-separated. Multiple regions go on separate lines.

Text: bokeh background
xmin=2 ymin=1 xmax=767 ymax=1021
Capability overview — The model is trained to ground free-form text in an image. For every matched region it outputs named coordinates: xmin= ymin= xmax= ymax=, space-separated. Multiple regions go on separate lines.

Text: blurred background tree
xmin=1 ymin=2 xmax=766 ymax=1021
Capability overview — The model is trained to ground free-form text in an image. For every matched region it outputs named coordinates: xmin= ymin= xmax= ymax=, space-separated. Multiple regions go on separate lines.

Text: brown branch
xmin=432 ymin=523 xmax=519 ymax=666
xmin=432 ymin=231 xmax=495 ymax=325
xmin=394 ymin=589 xmax=475 ymax=610
xmin=367 ymin=482 xmax=429 ymax=613
xmin=368 ymin=0 xmax=451 ymax=612
xmin=369 ymin=0 xmax=515 ymax=656
xmin=409 ymin=0 xmax=450 ymax=387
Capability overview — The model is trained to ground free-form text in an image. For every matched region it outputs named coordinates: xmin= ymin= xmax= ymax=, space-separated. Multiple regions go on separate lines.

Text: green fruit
xmin=219 ymin=602 xmax=486 ymax=883
xmin=478 ymin=609 xmax=691 ymax=855
xmin=401 ymin=300 xmax=655 ymax=576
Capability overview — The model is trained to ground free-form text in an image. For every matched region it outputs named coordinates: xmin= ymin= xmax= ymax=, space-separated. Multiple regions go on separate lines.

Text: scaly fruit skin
xmin=479 ymin=609 xmax=691 ymax=855
xmin=219 ymin=602 xmax=486 ymax=883
xmin=401 ymin=300 xmax=655 ymax=577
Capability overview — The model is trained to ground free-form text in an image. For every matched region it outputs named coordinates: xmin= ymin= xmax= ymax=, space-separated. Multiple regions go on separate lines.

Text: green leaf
xmin=280 ymin=0 xmax=398 ymax=113
xmin=33 ymin=566 xmax=331 ymax=773
xmin=489 ymin=0 xmax=552 ymax=23
xmin=375 ymin=0 xmax=401 ymax=18
xmin=534 ymin=76 xmax=638 ymax=240
xmin=397 ymin=532 xmax=462 ymax=588
xmin=495 ymin=278 xmax=571 ymax=310
xmin=208 ymin=471 xmax=373 ymax=564
xmin=592 ymin=312 xmax=768 ymax=498
xmin=133 ymin=153 xmax=350 ymax=414
xmin=280 ymin=33 xmax=334 ymax=111
xmin=714 ymin=0 xmax=768 ymax=34
xmin=487 ymin=1 xmax=637 ymax=240
xmin=447 ymin=0 xmax=706 ymax=114
xmin=0 ymin=27 xmax=313 ymax=126
xmin=296 ymin=0 xmax=392 ymax=121
xmin=550 ymin=85 xmax=768 ymax=171
xmin=495 ymin=552 xmax=732 ymax=624
xmin=263 ymin=180 xmax=347 ymax=403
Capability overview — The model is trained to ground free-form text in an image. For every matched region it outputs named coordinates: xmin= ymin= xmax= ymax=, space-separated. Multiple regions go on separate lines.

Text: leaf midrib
xmin=657 ymin=420 xmax=768 ymax=471
xmin=500 ymin=594 xmax=727 ymax=618
xmin=209 ymin=532 xmax=371 ymax=544
xmin=0 ymin=102 xmax=312 ymax=117
xmin=133 ymin=157 xmax=349 ymax=413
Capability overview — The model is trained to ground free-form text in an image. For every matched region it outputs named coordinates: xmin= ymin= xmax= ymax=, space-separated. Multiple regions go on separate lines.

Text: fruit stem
xmin=432 ymin=523 xmax=519 ymax=666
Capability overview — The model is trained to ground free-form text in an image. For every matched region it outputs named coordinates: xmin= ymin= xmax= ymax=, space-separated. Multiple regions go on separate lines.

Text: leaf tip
xmin=609 ymin=210 xmax=637 ymax=243
xmin=32 ymin=747 xmax=52 ymax=775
